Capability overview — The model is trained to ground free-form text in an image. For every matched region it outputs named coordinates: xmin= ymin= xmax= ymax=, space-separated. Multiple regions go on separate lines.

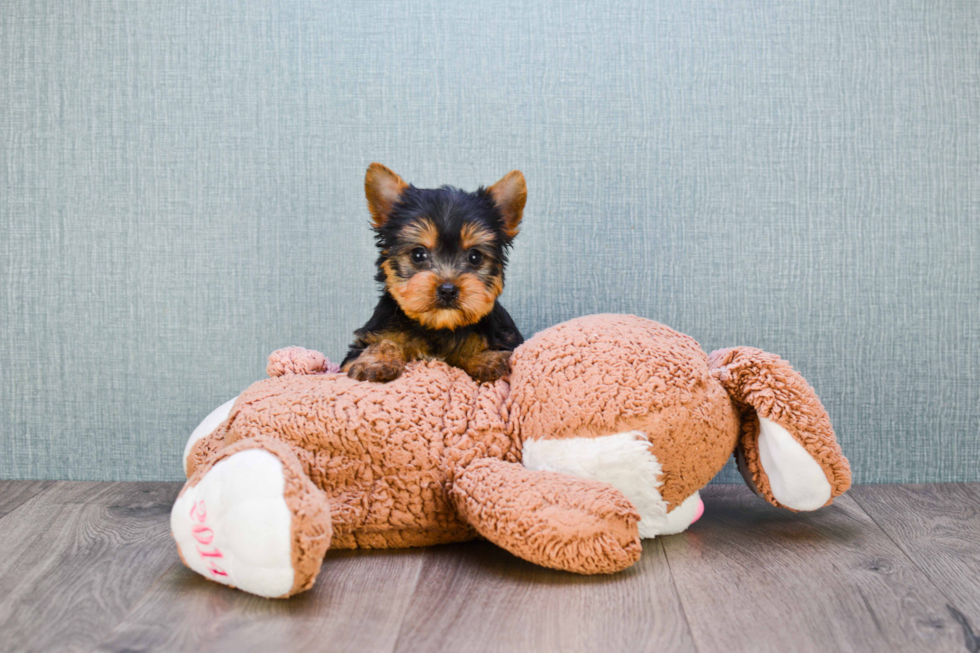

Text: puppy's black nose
xmin=437 ymin=282 xmax=459 ymax=303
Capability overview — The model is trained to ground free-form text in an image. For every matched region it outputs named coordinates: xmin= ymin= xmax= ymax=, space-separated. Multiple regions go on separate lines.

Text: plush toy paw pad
xmin=658 ymin=491 xmax=704 ymax=536
xmin=267 ymin=347 xmax=337 ymax=377
xmin=172 ymin=449 xmax=296 ymax=598
xmin=691 ymin=495 xmax=705 ymax=524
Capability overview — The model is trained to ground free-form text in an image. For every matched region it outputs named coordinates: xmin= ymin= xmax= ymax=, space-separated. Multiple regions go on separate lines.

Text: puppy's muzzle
xmin=436 ymin=282 xmax=460 ymax=306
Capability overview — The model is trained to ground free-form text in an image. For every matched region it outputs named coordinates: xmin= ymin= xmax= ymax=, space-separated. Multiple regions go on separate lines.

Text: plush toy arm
xmin=709 ymin=347 xmax=851 ymax=511
xmin=267 ymin=347 xmax=340 ymax=377
xmin=449 ymin=458 xmax=642 ymax=574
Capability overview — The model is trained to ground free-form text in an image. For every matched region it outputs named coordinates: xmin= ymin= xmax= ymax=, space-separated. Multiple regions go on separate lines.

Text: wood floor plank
xmin=0 ymin=481 xmax=181 ymax=653
xmin=93 ymin=547 xmax=426 ymax=653
xmin=0 ymin=480 xmax=54 ymax=519
xmin=662 ymin=485 xmax=965 ymax=653
xmin=3 ymin=480 xmax=976 ymax=653
xmin=850 ymin=483 xmax=980 ymax=639
xmin=392 ymin=539 xmax=697 ymax=653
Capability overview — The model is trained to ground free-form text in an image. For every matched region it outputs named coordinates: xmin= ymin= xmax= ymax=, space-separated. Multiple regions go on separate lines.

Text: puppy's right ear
xmin=365 ymin=163 xmax=408 ymax=229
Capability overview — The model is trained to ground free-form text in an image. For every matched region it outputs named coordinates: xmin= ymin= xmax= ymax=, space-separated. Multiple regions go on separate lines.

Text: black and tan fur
xmin=341 ymin=163 xmax=526 ymax=383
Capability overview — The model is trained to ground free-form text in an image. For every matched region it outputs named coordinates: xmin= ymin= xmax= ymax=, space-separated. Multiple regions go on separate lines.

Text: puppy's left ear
xmin=487 ymin=171 xmax=527 ymax=239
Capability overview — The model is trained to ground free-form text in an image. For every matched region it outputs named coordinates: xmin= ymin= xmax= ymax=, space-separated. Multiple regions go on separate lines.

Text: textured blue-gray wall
xmin=2 ymin=0 xmax=978 ymax=482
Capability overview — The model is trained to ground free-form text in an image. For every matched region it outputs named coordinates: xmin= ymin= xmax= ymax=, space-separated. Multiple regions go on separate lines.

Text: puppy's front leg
xmin=343 ymin=339 xmax=407 ymax=382
xmin=461 ymin=349 xmax=512 ymax=384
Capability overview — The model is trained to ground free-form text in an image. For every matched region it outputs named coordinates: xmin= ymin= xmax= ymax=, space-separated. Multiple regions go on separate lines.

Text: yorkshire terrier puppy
xmin=341 ymin=163 xmax=526 ymax=383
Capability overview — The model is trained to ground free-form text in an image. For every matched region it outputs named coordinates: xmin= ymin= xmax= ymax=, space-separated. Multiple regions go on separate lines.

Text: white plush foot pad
xmin=171 ymin=449 xmax=295 ymax=598
xmin=658 ymin=491 xmax=704 ymax=536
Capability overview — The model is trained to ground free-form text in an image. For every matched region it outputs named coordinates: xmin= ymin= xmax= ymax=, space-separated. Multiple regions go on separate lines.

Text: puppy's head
xmin=364 ymin=163 xmax=526 ymax=331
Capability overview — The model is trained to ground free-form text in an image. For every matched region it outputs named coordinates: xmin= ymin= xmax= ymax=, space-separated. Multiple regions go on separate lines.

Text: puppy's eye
xmin=411 ymin=247 xmax=429 ymax=264
xmin=467 ymin=249 xmax=484 ymax=266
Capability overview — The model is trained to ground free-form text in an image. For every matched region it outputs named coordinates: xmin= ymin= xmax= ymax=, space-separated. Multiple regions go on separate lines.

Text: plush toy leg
xmin=183 ymin=396 xmax=237 ymax=475
xmin=521 ymin=431 xmax=706 ymax=538
xmin=171 ymin=437 xmax=332 ymax=598
xmin=450 ymin=458 xmax=642 ymax=574
xmin=709 ymin=347 xmax=852 ymax=511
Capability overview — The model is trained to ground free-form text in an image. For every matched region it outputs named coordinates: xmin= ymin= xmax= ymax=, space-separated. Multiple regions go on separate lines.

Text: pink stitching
xmin=196 ymin=545 xmax=223 ymax=558
xmin=190 ymin=500 xmax=206 ymax=523
xmin=207 ymin=564 xmax=228 ymax=577
xmin=188 ymin=500 xmax=227 ymax=576
xmin=191 ymin=524 xmax=214 ymax=545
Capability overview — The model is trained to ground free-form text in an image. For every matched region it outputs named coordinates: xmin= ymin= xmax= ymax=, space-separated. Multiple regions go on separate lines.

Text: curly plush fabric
xmin=176 ymin=314 xmax=851 ymax=597
xmin=266 ymin=346 xmax=340 ymax=377
xmin=451 ymin=458 xmax=643 ymax=574
xmin=506 ymin=315 xmax=742 ymax=507
xmin=188 ymin=359 xmax=516 ymax=550
xmin=708 ymin=347 xmax=852 ymax=509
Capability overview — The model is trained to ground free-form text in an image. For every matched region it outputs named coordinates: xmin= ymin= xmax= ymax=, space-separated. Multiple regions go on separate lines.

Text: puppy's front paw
xmin=343 ymin=340 xmax=408 ymax=383
xmin=346 ymin=358 xmax=404 ymax=383
xmin=467 ymin=351 xmax=512 ymax=383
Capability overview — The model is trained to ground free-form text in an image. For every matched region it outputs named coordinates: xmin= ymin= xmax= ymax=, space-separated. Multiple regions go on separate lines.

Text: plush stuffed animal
xmin=173 ymin=314 xmax=850 ymax=598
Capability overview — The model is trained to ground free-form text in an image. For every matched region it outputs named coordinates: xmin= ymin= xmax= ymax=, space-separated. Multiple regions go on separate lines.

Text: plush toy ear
xmin=486 ymin=170 xmax=527 ymax=239
xmin=364 ymin=163 xmax=408 ymax=229
xmin=709 ymin=347 xmax=852 ymax=511
xmin=734 ymin=412 xmax=835 ymax=511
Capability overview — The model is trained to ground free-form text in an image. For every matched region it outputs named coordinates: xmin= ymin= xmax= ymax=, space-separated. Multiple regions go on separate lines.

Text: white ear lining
xmin=756 ymin=416 xmax=832 ymax=511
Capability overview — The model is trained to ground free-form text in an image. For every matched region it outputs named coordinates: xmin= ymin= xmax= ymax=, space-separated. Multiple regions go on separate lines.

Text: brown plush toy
xmin=173 ymin=314 xmax=850 ymax=598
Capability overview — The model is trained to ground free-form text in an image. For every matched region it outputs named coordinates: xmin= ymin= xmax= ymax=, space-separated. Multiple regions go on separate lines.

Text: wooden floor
xmin=1 ymin=482 xmax=979 ymax=653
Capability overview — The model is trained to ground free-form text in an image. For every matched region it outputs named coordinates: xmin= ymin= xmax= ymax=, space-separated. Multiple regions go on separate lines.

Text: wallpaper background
xmin=2 ymin=0 xmax=978 ymax=482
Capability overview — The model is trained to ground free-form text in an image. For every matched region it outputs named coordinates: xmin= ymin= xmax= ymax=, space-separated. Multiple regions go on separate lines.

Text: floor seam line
xmin=849 ymin=489 xmax=968 ymax=616
xmin=387 ymin=550 xmax=428 ymax=653
xmin=84 ymin=560 xmax=182 ymax=653
xmin=660 ymin=537 xmax=704 ymax=653
xmin=0 ymin=480 xmax=59 ymax=524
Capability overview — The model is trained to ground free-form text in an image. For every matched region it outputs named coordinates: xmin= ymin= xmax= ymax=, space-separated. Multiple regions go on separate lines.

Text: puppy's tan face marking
xmin=454 ymin=272 xmax=502 ymax=325
xmin=382 ymin=219 xmax=504 ymax=331
xmin=383 ymin=266 xmax=501 ymax=330
xmin=366 ymin=167 xmax=523 ymax=334
xmin=398 ymin=219 xmax=439 ymax=252
xmin=460 ymin=222 xmax=497 ymax=252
